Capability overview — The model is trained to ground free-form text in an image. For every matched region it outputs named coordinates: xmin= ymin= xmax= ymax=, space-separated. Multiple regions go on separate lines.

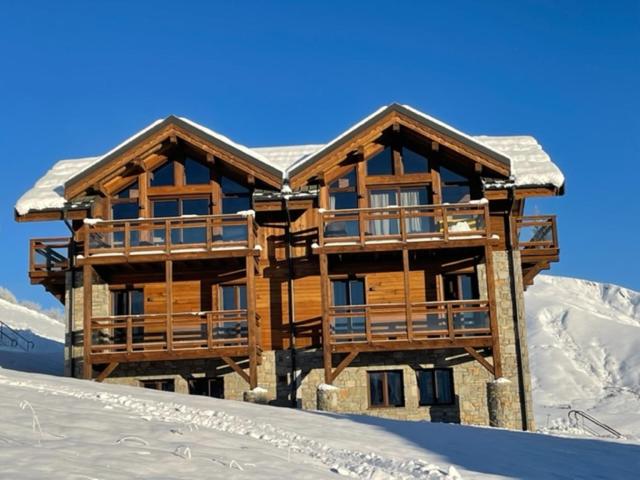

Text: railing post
xmin=447 ymin=303 xmax=454 ymax=340
xmin=358 ymin=209 xmax=365 ymax=246
xmin=247 ymin=215 xmax=255 ymax=250
xmin=124 ymin=222 xmax=131 ymax=255
xmin=127 ymin=316 xmax=133 ymax=353
xmin=483 ymin=203 xmax=491 ymax=238
xmin=551 ymin=216 xmax=558 ymax=249
xmin=365 ymin=306 xmax=372 ymax=344
xmin=318 ymin=210 xmax=325 ymax=247
xmin=165 ymin=219 xmax=171 ymax=253
xmin=207 ymin=313 xmax=213 ymax=350
xmin=400 ymin=207 xmax=407 ymax=242
xmin=205 ymin=217 xmax=212 ymax=251
xmin=84 ymin=225 xmax=89 ymax=258
xmin=442 ymin=206 xmax=449 ymax=241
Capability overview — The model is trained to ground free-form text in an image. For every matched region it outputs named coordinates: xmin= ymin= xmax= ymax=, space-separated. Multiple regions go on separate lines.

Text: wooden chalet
xmin=16 ymin=104 xmax=563 ymax=429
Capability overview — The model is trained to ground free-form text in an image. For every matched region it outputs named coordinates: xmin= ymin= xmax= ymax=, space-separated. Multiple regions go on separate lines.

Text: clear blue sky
xmin=0 ymin=1 xmax=638 ymax=310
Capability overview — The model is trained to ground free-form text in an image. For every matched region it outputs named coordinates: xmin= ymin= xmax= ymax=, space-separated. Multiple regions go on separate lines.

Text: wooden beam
xmin=221 ymin=356 xmax=250 ymax=384
xmin=463 ymin=347 xmax=494 ymax=375
xmin=319 ymin=253 xmax=332 ymax=383
xmin=402 ymin=249 xmax=413 ymax=341
xmin=82 ymin=264 xmax=93 ymax=380
xmin=330 ymin=351 xmax=358 ymax=383
xmin=94 ymin=362 xmax=119 ymax=383
xmin=165 ymin=260 xmax=173 ymax=352
xmin=484 ymin=244 xmax=502 ymax=378
xmin=246 ymin=255 xmax=258 ymax=389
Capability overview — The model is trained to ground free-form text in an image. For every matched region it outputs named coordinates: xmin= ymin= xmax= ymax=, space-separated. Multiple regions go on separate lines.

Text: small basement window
xmin=417 ymin=368 xmax=454 ymax=406
xmin=140 ymin=379 xmax=175 ymax=392
xmin=368 ymin=370 xmax=404 ymax=408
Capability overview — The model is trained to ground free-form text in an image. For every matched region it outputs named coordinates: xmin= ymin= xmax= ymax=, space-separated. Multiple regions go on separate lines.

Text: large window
xmin=369 ymin=186 xmax=433 ymax=235
xmin=417 ymin=368 xmax=454 ymax=406
xmin=184 ymin=157 xmax=210 ymax=185
xmin=151 ymin=197 xmax=210 ymax=245
xmin=109 ymin=181 xmax=140 ymax=246
xmin=368 ymin=370 xmax=405 ymax=408
xmin=150 ymin=161 xmax=175 ymax=187
xmin=331 ymin=277 xmax=365 ymax=336
xmin=440 ymin=166 xmax=471 ymax=204
xmin=367 ymin=146 xmax=394 ymax=175
xmin=221 ymin=176 xmax=251 ymax=214
xmin=366 ymin=143 xmax=430 ymax=176
xmin=325 ymin=169 xmax=359 ymax=238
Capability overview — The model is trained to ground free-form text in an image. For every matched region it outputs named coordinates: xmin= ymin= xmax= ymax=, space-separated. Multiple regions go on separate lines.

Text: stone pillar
xmin=487 ymin=378 xmax=512 ymax=428
xmin=316 ymin=384 xmax=339 ymax=411
xmin=243 ymin=387 xmax=269 ymax=404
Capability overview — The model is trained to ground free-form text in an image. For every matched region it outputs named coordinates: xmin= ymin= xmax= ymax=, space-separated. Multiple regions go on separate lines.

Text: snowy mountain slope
xmin=0 ymin=368 xmax=638 ymax=480
xmin=0 ymin=296 xmax=64 ymax=375
xmin=525 ymin=275 xmax=640 ymax=438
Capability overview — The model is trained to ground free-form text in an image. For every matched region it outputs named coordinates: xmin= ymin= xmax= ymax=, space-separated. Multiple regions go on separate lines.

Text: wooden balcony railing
xmin=329 ymin=299 xmax=491 ymax=345
xmin=29 ymin=237 xmax=71 ymax=274
xmin=83 ymin=214 xmax=258 ymax=259
xmin=89 ymin=309 xmax=259 ymax=356
xmin=515 ymin=215 xmax=558 ymax=252
xmin=319 ymin=202 xmax=490 ymax=248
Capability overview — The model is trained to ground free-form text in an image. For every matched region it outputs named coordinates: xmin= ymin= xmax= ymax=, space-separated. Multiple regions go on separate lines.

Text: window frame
xmin=140 ymin=379 xmax=175 ymax=392
xmin=417 ymin=368 xmax=455 ymax=406
xmin=367 ymin=370 xmax=405 ymax=409
xmin=442 ymin=272 xmax=479 ymax=301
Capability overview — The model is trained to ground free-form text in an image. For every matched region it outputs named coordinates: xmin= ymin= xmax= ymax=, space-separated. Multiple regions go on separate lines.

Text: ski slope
xmin=0 ymin=296 xmax=64 ymax=375
xmin=525 ymin=275 xmax=640 ymax=438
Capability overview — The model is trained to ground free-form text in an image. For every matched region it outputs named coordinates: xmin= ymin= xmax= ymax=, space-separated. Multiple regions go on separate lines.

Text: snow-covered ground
xmin=0 ymin=275 xmax=638 ymax=478
xmin=1 ymin=368 xmax=639 ymax=479
xmin=525 ymin=275 xmax=640 ymax=439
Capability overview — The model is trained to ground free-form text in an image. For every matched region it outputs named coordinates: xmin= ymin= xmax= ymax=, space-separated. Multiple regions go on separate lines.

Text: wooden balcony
xmin=317 ymin=202 xmax=492 ymax=253
xmin=89 ymin=309 xmax=260 ymax=363
xmin=515 ymin=215 xmax=559 ymax=287
xmin=28 ymin=237 xmax=71 ymax=302
xmin=328 ymin=299 xmax=493 ymax=353
xmin=80 ymin=214 xmax=259 ymax=265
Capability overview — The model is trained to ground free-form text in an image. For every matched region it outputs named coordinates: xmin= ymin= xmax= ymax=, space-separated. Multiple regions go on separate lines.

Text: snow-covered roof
xmin=15 ymin=156 xmax=101 ymax=215
xmin=15 ymin=105 xmax=564 ymax=216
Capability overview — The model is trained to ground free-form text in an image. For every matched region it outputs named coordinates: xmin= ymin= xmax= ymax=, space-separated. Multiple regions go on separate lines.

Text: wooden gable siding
xmin=66 ymin=122 xmax=282 ymax=202
xmin=288 ymin=110 xmax=511 ymax=189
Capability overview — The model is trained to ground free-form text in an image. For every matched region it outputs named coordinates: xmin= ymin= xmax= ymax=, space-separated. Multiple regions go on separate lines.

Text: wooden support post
xmin=484 ymin=244 xmax=502 ymax=378
xmin=221 ymin=356 xmax=250 ymax=384
xmin=319 ymin=253 xmax=332 ymax=384
xmin=82 ymin=263 xmax=93 ymax=379
xmin=331 ymin=351 xmax=358 ymax=383
xmin=95 ymin=362 xmax=119 ymax=383
xmin=464 ymin=346 xmax=494 ymax=375
xmin=246 ymin=255 xmax=258 ymax=389
xmin=402 ymin=249 xmax=413 ymax=341
xmin=165 ymin=260 xmax=173 ymax=352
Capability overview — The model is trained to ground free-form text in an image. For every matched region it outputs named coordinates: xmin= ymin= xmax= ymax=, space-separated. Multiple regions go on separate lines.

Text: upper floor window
xmin=367 ymin=146 xmax=394 ymax=176
xmin=114 ymin=181 xmax=139 ymax=199
xmin=111 ymin=181 xmax=139 ymax=221
xmin=184 ymin=157 xmax=210 ymax=185
xmin=401 ymin=146 xmax=429 ymax=174
xmin=328 ymin=169 xmax=357 ymax=210
xmin=150 ymin=161 xmax=175 ymax=187
xmin=221 ymin=176 xmax=251 ymax=214
xmin=366 ymin=143 xmax=430 ymax=176
xmin=440 ymin=166 xmax=471 ymax=203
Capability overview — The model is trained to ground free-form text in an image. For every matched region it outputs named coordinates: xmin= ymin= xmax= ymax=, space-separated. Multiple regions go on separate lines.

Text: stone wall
xmin=64 ymin=249 xmax=535 ymax=430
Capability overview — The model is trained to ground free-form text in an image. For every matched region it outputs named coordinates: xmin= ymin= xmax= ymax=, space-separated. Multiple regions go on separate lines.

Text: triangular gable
xmin=287 ymin=103 xmax=513 ymax=188
xmin=64 ymin=115 xmax=283 ymax=199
